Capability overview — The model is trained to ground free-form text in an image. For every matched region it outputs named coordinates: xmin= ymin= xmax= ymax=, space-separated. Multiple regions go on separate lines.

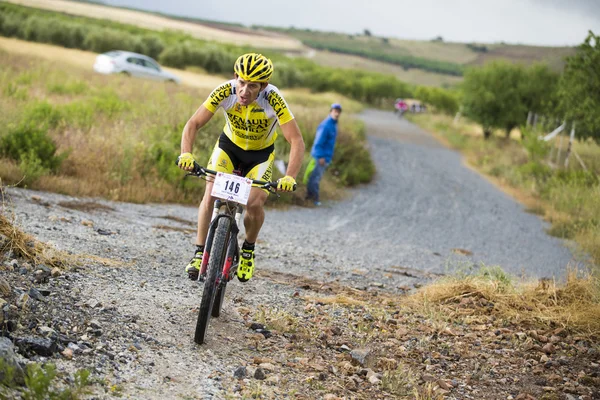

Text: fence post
xmin=533 ymin=113 xmax=539 ymax=128
xmin=564 ymin=123 xmax=576 ymax=168
xmin=556 ymin=132 xmax=564 ymax=165
xmin=527 ymin=111 xmax=533 ymax=126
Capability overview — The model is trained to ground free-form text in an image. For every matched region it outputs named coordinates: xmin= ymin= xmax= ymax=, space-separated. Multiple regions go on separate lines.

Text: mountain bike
xmin=181 ymin=160 xmax=289 ymax=344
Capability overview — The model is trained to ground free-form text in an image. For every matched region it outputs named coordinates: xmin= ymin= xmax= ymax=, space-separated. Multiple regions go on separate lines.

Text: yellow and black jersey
xmin=202 ymin=80 xmax=295 ymax=151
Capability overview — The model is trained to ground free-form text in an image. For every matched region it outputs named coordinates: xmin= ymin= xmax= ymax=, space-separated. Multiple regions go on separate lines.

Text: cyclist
xmin=177 ymin=53 xmax=305 ymax=282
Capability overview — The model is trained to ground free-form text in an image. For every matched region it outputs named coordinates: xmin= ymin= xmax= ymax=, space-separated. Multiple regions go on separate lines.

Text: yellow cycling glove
xmin=277 ymin=176 xmax=297 ymax=192
xmin=177 ymin=152 xmax=195 ymax=170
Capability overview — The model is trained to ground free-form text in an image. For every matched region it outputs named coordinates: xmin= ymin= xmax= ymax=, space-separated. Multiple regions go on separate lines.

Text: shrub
xmin=0 ymin=124 xmax=66 ymax=172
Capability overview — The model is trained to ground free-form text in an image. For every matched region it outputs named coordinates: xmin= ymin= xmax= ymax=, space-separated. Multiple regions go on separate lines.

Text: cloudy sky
xmin=102 ymin=0 xmax=600 ymax=46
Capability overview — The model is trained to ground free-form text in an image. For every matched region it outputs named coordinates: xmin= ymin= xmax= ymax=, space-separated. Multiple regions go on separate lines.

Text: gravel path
xmin=2 ymin=109 xmax=581 ymax=398
xmin=259 ymin=109 xmax=579 ymax=288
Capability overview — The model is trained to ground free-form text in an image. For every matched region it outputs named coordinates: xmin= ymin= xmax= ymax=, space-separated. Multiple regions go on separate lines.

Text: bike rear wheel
xmin=194 ymin=217 xmax=231 ymax=344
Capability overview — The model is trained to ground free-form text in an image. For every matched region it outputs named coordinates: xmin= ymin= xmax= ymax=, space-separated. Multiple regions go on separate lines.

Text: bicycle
xmin=180 ymin=160 xmax=292 ymax=344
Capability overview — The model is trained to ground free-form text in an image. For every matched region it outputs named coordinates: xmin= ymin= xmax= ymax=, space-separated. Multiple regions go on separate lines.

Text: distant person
xmin=394 ymin=98 xmax=407 ymax=116
xmin=303 ymin=103 xmax=342 ymax=206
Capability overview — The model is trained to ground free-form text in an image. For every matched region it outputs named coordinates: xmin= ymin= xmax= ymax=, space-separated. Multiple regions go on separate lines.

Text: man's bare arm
xmin=280 ymin=119 xmax=305 ymax=178
xmin=181 ymin=106 xmax=215 ymax=154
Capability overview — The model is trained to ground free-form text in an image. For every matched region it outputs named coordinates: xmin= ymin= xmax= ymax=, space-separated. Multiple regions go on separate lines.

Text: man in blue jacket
xmin=304 ymin=103 xmax=342 ymax=206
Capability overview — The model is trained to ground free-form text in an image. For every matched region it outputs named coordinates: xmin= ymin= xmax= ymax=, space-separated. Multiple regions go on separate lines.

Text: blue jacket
xmin=311 ymin=116 xmax=338 ymax=163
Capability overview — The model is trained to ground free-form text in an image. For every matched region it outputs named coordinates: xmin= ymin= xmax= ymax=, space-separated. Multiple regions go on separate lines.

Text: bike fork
xmin=222 ymin=205 xmax=243 ymax=281
xmin=198 ymin=201 xmax=223 ymax=278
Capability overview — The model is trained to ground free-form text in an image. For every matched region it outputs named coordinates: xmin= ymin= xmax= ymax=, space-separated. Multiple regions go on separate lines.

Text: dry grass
xmin=404 ymin=268 xmax=600 ymax=337
xmin=0 ymin=40 xmax=366 ymax=205
xmin=0 ymin=187 xmax=74 ymax=269
xmin=303 ymin=294 xmax=366 ymax=306
xmin=5 ymin=0 xmax=304 ymax=50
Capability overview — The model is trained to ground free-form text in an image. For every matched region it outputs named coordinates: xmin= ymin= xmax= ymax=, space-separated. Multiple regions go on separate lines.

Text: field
xmin=4 ymin=0 xmax=577 ymax=88
xmin=0 ymin=37 xmax=224 ymax=91
xmin=5 ymin=0 xmax=305 ymax=50
xmin=0 ymin=38 xmax=372 ymax=204
xmin=311 ymin=50 xmax=464 ymax=87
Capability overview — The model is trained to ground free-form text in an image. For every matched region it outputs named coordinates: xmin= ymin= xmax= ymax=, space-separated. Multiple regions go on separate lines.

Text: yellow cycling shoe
xmin=237 ymin=248 xmax=255 ymax=282
xmin=185 ymin=250 xmax=203 ymax=281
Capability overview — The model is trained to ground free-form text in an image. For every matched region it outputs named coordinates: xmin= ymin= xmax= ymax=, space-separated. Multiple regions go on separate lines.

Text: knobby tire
xmin=194 ymin=217 xmax=231 ymax=344
xmin=211 ymin=237 xmax=238 ymax=318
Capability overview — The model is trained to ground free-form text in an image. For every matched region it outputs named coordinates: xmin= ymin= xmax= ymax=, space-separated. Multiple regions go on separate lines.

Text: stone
xmin=62 ymin=348 xmax=74 ymax=359
xmin=350 ymin=348 xmax=371 ymax=366
xmin=266 ymin=374 xmax=280 ymax=385
xmin=16 ymin=337 xmax=58 ymax=357
xmin=28 ymin=288 xmax=46 ymax=302
xmin=254 ymin=368 xmax=266 ymax=380
xmin=249 ymin=322 xmax=266 ymax=331
xmin=38 ymin=326 xmax=55 ymax=336
xmin=86 ymin=299 xmax=101 ymax=308
xmin=542 ymin=343 xmax=555 ymax=354
xmin=259 ymin=363 xmax=276 ymax=371
xmin=324 ymin=395 xmax=339 ymax=400
xmin=368 ymin=375 xmax=381 ymax=384
xmin=0 ymin=337 xmax=25 ymax=385
xmin=437 ymin=379 xmax=452 ymax=390
xmin=51 ymin=268 xmax=61 ymax=278
xmin=89 ymin=320 xmax=102 ymax=329
xmin=233 ymin=366 xmax=247 ymax=379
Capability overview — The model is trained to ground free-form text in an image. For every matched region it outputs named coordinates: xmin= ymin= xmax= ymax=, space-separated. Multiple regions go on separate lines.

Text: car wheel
xmin=121 ymin=71 xmax=131 ymax=77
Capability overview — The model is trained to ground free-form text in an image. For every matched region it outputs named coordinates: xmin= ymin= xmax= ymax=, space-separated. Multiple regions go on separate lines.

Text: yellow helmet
xmin=234 ymin=53 xmax=274 ymax=83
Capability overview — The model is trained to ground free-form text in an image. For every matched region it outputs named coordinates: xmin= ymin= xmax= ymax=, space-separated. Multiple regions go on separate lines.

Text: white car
xmin=93 ymin=51 xmax=181 ymax=84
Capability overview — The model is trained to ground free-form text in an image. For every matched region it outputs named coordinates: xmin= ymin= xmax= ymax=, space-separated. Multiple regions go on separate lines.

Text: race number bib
xmin=211 ymin=172 xmax=252 ymax=205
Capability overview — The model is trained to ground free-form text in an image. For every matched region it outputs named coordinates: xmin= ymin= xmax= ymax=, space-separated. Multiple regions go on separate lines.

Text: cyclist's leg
xmin=244 ymin=151 xmax=273 ymax=242
xmin=199 ymin=141 xmax=235 ymax=244
xmin=237 ymin=152 xmax=273 ymax=282
xmin=186 ymin=140 xmax=234 ymax=278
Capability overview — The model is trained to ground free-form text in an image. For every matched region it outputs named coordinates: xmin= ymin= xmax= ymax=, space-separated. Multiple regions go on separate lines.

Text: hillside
xmin=4 ymin=0 xmax=576 ymax=87
xmin=266 ymin=28 xmax=574 ymax=76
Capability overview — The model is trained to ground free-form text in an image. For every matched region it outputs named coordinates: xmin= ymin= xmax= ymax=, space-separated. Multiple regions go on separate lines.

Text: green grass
xmin=409 ymin=113 xmax=600 ymax=266
xmin=0 ymin=50 xmax=374 ymax=204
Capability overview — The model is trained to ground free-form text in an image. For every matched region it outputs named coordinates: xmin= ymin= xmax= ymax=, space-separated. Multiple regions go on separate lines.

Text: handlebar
xmin=176 ymin=159 xmax=296 ymax=193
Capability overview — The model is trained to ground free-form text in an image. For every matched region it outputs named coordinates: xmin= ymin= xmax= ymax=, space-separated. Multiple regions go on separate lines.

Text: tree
xmin=363 ymin=29 xmax=371 ymax=36
xmin=462 ymin=62 xmax=527 ymax=139
xmin=520 ymin=64 xmax=559 ymax=119
xmin=558 ymin=31 xmax=600 ymax=142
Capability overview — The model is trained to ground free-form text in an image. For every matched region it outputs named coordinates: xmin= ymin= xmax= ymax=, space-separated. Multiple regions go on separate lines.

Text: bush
xmin=415 ymin=86 xmax=459 ymax=115
xmin=83 ymin=28 xmax=134 ymax=53
xmin=23 ymin=101 xmax=63 ymax=129
xmin=0 ymin=124 xmax=66 ymax=172
xmin=141 ymin=35 xmax=164 ymax=59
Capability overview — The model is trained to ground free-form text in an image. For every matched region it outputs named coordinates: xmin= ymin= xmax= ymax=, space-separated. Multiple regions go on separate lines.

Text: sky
xmin=101 ymin=0 xmax=600 ymax=46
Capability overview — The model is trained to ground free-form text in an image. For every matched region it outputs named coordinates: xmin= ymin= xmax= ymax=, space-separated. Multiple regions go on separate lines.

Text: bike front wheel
xmin=194 ymin=216 xmax=231 ymax=344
